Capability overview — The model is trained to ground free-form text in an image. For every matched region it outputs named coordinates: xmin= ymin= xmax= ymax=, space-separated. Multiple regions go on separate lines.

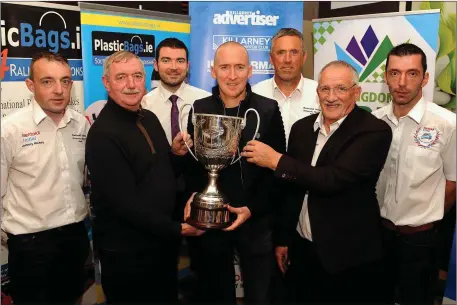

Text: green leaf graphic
xmin=444 ymin=13 xmax=456 ymax=46
xmin=450 ymin=51 xmax=456 ymax=94
xmin=420 ymin=2 xmax=431 ymax=10
xmin=437 ymin=18 xmax=456 ymax=58
xmin=437 ymin=51 xmax=456 ymax=95
xmin=443 ymin=95 xmax=456 ymax=111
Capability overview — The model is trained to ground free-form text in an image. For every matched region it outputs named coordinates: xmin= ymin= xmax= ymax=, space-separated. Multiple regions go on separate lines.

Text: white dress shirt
xmin=141 ymin=82 xmax=211 ymax=144
xmin=297 ymin=113 xmax=347 ymax=241
xmin=252 ymin=75 xmax=320 ymax=144
xmin=1 ymin=100 xmax=90 ymax=235
xmin=373 ymin=98 xmax=456 ymax=226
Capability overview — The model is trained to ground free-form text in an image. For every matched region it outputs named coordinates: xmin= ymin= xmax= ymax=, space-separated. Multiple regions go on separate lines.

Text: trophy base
xmin=187 ymin=218 xmax=230 ymax=230
xmin=187 ymin=200 xmax=231 ymax=230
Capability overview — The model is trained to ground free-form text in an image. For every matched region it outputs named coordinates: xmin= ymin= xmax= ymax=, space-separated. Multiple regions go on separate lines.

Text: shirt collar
xmin=272 ymin=75 xmax=304 ymax=96
xmin=386 ymin=97 xmax=426 ymax=125
xmin=406 ymin=97 xmax=426 ymax=123
xmin=32 ymin=99 xmax=74 ymax=126
xmin=32 ymin=99 xmax=47 ymax=125
xmin=158 ymin=81 xmax=186 ymax=103
xmin=313 ymin=111 xmax=347 ymax=134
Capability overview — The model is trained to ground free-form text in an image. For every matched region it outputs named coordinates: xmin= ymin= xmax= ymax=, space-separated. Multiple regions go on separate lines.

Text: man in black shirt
xmin=183 ymin=42 xmax=286 ymax=305
xmin=85 ymin=51 xmax=203 ymax=305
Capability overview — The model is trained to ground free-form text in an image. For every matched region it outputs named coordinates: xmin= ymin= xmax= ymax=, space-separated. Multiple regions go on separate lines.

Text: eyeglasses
xmin=317 ymin=84 xmax=357 ymax=96
xmin=38 ymin=78 xmax=72 ymax=89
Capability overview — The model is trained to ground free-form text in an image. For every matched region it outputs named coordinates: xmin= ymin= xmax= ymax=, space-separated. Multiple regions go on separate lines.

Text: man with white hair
xmin=242 ymin=60 xmax=393 ymax=304
xmin=85 ymin=51 xmax=203 ymax=304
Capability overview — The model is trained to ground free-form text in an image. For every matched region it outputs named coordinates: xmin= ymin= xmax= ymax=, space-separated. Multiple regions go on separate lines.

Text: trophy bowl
xmin=180 ymin=105 xmax=260 ymax=230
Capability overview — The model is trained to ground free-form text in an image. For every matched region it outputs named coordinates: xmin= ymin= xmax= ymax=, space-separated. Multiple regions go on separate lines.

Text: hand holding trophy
xmin=179 ymin=104 xmax=260 ymax=230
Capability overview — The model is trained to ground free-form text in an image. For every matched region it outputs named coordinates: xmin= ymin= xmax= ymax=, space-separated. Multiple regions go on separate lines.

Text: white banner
xmin=313 ymin=10 xmax=440 ymax=112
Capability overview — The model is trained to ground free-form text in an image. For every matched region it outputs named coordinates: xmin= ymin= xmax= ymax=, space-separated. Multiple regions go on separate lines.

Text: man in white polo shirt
xmin=252 ymin=28 xmax=320 ymax=144
xmin=142 ymin=37 xmax=210 ymax=145
xmin=373 ymin=43 xmax=456 ymax=305
xmin=1 ymin=52 xmax=90 ymax=304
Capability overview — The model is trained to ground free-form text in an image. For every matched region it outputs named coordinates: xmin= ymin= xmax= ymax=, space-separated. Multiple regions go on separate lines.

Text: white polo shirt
xmin=252 ymin=75 xmax=320 ymax=144
xmin=297 ymin=113 xmax=347 ymax=241
xmin=142 ymin=82 xmax=211 ymax=145
xmin=373 ymin=98 xmax=456 ymax=226
xmin=1 ymin=100 xmax=90 ymax=235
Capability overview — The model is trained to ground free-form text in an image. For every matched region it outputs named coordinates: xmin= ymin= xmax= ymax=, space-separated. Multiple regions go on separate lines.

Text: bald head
xmin=214 ymin=41 xmax=250 ymax=65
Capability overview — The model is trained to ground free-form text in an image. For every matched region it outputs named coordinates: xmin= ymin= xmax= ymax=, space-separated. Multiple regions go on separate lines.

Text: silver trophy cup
xmin=179 ymin=104 xmax=260 ymax=229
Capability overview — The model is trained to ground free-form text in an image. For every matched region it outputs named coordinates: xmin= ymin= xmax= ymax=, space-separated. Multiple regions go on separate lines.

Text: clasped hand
xmin=184 ymin=193 xmax=252 ymax=232
xmin=172 ymin=131 xmax=193 ymax=156
xmin=241 ymin=140 xmax=282 ymax=170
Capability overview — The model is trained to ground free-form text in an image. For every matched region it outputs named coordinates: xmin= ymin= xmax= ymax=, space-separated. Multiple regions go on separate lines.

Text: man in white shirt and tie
xmin=1 ymin=52 xmax=90 ymax=304
xmin=142 ymin=37 xmax=210 ymax=145
xmin=142 ymin=38 xmax=210 ymax=266
xmin=252 ymin=28 xmax=320 ymax=144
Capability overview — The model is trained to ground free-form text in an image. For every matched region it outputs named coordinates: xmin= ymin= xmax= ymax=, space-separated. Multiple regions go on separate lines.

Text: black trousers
xmin=188 ymin=228 xmax=273 ymax=305
xmin=285 ymin=232 xmax=385 ymax=305
xmin=7 ymin=221 xmax=90 ymax=305
xmin=381 ymin=225 xmax=439 ymax=305
xmin=98 ymin=246 xmax=179 ymax=305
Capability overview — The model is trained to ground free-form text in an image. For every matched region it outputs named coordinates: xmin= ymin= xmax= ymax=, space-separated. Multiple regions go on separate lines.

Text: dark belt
xmin=6 ymin=221 xmax=86 ymax=240
xmin=381 ymin=218 xmax=435 ymax=235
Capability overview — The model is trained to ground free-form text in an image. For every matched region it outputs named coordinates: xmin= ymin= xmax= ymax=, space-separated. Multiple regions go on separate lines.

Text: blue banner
xmin=189 ymin=2 xmax=304 ymax=92
xmin=80 ymin=8 xmax=190 ymax=123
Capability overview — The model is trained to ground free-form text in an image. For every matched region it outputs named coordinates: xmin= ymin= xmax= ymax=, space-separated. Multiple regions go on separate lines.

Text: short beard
xmin=161 ymin=77 xmax=185 ymax=89
xmin=393 ymin=87 xmax=422 ymax=106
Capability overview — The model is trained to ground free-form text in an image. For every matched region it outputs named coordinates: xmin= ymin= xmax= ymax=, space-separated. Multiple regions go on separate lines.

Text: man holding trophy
xmin=182 ymin=41 xmax=286 ymax=305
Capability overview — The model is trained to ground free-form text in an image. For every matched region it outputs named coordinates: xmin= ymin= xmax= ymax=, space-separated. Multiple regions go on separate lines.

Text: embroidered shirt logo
xmin=72 ymin=134 xmax=87 ymax=143
xmin=21 ymin=131 xmax=44 ymax=147
xmin=413 ymin=126 xmax=440 ymax=149
xmin=303 ymin=106 xmax=321 ymax=114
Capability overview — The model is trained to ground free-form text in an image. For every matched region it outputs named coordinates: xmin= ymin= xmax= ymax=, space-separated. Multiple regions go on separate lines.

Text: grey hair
xmin=318 ymin=60 xmax=360 ymax=85
xmin=103 ymin=51 xmax=145 ymax=77
xmin=270 ymin=28 xmax=306 ymax=54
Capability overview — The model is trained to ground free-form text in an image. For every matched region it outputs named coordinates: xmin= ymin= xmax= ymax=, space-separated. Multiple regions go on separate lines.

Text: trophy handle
xmin=179 ymin=103 xmax=198 ymax=161
xmin=231 ymin=108 xmax=260 ymax=165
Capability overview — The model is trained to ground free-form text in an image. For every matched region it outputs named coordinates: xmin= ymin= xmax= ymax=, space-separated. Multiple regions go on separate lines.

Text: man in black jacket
xmin=242 ymin=60 xmax=393 ymax=304
xmin=85 ymin=51 xmax=203 ymax=305
xmin=183 ymin=42 xmax=286 ymax=305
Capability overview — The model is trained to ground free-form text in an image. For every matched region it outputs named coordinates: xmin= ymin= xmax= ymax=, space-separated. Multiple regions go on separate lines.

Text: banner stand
xmin=79 ymin=2 xmax=190 ymax=124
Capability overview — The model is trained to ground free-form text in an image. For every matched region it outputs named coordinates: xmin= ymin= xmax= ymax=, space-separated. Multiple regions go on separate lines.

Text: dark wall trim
xmin=319 ymin=1 xmax=401 ymax=19
xmin=406 ymin=2 xmax=412 ymax=11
